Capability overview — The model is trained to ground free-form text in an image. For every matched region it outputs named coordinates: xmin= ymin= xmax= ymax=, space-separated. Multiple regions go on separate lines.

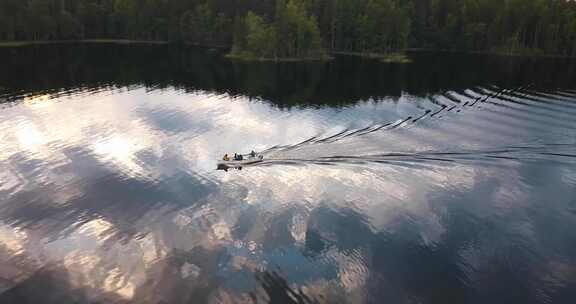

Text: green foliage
xmin=420 ymin=0 xmax=576 ymax=56
xmin=231 ymin=0 xmax=325 ymax=60
xmin=276 ymin=0 xmax=324 ymax=58
xmin=180 ymin=3 xmax=229 ymax=45
xmin=231 ymin=11 xmax=277 ymax=58
xmin=2 ymin=0 xmax=576 ymax=57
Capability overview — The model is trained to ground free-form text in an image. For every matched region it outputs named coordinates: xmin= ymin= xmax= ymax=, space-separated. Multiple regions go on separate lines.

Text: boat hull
xmin=217 ymin=155 xmax=263 ymax=169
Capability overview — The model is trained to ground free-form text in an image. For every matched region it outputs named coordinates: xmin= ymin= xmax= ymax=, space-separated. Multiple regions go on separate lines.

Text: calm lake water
xmin=0 ymin=44 xmax=576 ymax=304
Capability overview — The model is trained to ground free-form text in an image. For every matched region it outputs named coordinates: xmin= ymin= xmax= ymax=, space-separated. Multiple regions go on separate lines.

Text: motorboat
xmin=217 ymin=153 xmax=264 ymax=170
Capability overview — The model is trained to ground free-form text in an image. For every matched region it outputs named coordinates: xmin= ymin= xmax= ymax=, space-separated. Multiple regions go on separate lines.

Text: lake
xmin=0 ymin=44 xmax=575 ymax=304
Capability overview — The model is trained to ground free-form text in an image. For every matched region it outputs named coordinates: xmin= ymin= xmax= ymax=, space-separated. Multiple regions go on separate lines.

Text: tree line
xmin=1 ymin=0 xmax=576 ymax=58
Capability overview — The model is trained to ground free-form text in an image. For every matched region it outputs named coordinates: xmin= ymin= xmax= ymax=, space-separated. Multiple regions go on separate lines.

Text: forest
xmin=2 ymin=0 xmax=576 ymax=59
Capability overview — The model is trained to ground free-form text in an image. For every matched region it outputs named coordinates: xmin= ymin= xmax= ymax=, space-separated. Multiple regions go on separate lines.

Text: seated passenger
xmin=250 ymin=150 xmax=256 ymax=157
xmin=223 ymin=154 xmax=230 ymax=161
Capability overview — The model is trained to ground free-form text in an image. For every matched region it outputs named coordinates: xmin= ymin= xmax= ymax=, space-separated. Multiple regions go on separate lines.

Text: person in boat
xmin=250 ymin=150 xmax=256 ymax=158
xmin=223 ymin=154 xmax=230 ymax=161
xmin=238 ymin=154 xmax=244 ymax=160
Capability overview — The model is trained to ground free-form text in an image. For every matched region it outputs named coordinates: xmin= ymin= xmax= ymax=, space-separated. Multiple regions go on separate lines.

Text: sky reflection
xmin=0 ymin=63 xmax=576 ymax=303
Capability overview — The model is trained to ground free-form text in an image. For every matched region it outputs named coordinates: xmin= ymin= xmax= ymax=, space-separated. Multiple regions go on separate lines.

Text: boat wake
xmin=250 ymin=85 xmax=576 ymax=170
xmin=253 ymin=143 xmax=576 ymax=169
xmin=261 ymin=85 xmax=539 ymax=155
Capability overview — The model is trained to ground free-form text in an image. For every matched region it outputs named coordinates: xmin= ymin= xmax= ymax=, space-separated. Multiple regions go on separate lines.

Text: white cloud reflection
xmin=0 ymin=87 xmax=574 ymax=303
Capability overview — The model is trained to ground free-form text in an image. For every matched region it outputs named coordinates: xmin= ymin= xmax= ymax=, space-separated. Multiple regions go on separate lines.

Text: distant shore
xmin=2 ymin=40 xmax=575 ymax=61
xmin=225 ymin=53 xmax=332 ymax=62
xmin=405 ymin=47 xmax=576 ymax=59
xmin=332 ymin=51 xmax=413 ymax=63
xmin=0 ymin=40 xmax=173 ymax=48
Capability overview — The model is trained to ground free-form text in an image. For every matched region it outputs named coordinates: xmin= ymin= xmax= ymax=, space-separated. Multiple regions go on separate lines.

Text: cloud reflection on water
xmin=0 ymin=84 xmax=575 ymax=304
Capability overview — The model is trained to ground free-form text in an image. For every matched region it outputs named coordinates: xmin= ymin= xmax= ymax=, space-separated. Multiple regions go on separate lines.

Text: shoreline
xmin=225 ymin=53 xmax=332 ymax=62
xmin=0 ymin=40 xmax=172 ymax=48
xmin=332 ymin=51 xmax=413 ymax=63
xmin=2 ymin=40 xmax=575 ymax=60
xmin=405 ymin=47 xmax=576 ymax=60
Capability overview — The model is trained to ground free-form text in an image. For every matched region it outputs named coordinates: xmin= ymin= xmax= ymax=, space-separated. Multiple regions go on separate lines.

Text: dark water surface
xmin=0 ymin=44 xmax=576 ymax=304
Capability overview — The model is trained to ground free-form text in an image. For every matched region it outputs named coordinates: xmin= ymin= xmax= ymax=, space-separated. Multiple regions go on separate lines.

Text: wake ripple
xmin=254 ymin=144 xmax=576 ymax=169
xmin=254 ymin=86 xmax=576 ymax=170
xmin=262 ymin=85 xmax=537 ymax=154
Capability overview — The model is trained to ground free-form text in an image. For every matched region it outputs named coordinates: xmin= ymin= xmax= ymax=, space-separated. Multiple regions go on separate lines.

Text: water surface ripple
xmin=0 ymin=45 xmax=575 ymax=304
